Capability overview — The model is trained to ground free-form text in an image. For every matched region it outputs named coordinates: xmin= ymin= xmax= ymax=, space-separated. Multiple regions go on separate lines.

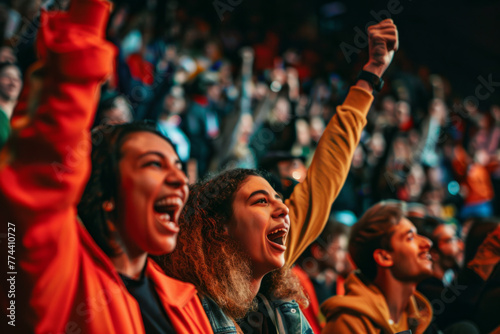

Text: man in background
xmin=322 ymin=201 xmax=433 ymax=333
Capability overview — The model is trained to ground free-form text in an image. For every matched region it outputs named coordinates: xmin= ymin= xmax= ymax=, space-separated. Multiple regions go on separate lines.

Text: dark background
xmin=171 ymin=0 xmax=500 ymax=103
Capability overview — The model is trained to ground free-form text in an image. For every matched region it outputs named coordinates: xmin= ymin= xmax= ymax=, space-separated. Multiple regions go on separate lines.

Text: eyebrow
xmin=138 ymin=151 xmax=182 ymax=165
xmin=138 ymin=151 xmax=166 ymax=159
xmin=247 ymin=190 xmax=283 ymax=202
xmin=402 ymin=229 xmax=415 ymax=238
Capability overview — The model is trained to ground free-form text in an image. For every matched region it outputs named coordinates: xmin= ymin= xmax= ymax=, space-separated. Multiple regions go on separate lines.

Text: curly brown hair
xmin=159 ymin=168 xmax=305 ymax=321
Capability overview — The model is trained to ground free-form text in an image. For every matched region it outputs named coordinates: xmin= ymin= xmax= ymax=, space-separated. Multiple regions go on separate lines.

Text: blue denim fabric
xmin=201 ymin=296 xmax=237 ymax=334
xmin=239 ymin=295 xmax=313 ymax=334
xmin=202 ymin=294 xmax=313 ymax=334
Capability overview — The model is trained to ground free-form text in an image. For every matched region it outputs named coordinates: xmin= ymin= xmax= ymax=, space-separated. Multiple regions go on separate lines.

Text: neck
xmin=373 ymin=271 xmax=416 ymax=324
xmin=111 ymin=251 xmax=148 ymax=279
xmin=250 ymin=276 xmax=264 ymax=298
xmin=0 ymin=100 xmax=16 ymax=119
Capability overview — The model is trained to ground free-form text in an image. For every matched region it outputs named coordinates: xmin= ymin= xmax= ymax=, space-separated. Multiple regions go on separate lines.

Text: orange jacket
xmin=452 ymin=146 xmax=495 ymax=205
xmin=0 ymin=1 xmax=212 ymax=333
xmin=292 ymin=266 xmax=323 ymax=333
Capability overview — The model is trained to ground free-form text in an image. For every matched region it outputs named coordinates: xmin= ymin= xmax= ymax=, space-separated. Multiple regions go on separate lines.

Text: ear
xmin=373 ymin=249 xmax=393 ymax=268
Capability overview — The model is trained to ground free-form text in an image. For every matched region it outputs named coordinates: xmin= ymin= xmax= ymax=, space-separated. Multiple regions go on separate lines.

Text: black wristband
xmin=357 ymin=70 xmax=384 ymax=92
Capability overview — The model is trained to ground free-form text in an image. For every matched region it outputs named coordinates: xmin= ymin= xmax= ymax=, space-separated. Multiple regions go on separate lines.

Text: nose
xmin=419 ymin=234 xmax=432 ymax=250
xmin=272 ymin=200 xmax=289 ymax=220
xmin=164 ymin=167 xmax=188 ymax=189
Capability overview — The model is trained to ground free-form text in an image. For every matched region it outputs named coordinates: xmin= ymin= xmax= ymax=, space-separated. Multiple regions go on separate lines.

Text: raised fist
xmin=364 ymin=19 xmax=399 ymax=77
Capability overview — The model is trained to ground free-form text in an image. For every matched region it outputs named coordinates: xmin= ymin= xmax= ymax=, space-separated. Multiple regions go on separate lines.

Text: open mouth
xmin=419 ymin=252 xmax=432 ymax=262
xmin=153 ymin=196 xmax=183 ymax=232
xmin=266 ymin=228 xmax=288 ymax=248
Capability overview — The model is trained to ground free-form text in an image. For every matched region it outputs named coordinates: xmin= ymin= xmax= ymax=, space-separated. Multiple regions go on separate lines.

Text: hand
xmin=363 ymin=19 xmax=399 ymax=78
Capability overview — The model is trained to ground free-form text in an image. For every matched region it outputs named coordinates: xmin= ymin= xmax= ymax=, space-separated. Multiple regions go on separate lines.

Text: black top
xmin=120 ymin=269 xmax=176 ymax=334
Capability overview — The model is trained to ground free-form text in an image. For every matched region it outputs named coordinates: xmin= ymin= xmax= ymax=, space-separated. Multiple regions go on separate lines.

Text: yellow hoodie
xmin=321 ymin=272 xmax=432 ymax=334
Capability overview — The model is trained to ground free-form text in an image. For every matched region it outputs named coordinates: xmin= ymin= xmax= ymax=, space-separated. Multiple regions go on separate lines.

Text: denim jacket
xmin=201 ymin=294 xmax=313 ymax=334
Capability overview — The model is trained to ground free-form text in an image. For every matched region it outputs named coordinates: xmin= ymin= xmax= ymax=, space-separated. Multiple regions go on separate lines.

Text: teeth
xmin=156 ymin=213 xmax=172 ymax=222
xmin=420 ymin=253 xmax=431 ymax=260
xmin=155 ymin=197 xmax=183 ymax=207
xmin=268 ymin=228 xmax=287 ymax=236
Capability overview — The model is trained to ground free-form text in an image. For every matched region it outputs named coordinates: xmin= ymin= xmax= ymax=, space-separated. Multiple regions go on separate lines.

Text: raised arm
xmin=0 ymin=0 xmax=114 ymax=330
xmin=285 ymin=19 xmax=399 ymax=264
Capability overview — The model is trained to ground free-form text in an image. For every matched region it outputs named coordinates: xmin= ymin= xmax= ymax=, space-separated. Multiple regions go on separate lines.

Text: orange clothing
xmin=292 ymin=266 xmax=323 ymax=333
xmin=452 ymin=146 xmax=495 ymax=204
xmin=321 ymin=272 xmax=432 ymax=334
xmin=0 ymin=1 xmax=212 ymax=333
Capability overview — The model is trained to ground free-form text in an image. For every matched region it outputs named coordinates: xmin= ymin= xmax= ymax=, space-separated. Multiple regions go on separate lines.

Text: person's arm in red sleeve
xmin=0 ymin=0 xmax=114 ymax=331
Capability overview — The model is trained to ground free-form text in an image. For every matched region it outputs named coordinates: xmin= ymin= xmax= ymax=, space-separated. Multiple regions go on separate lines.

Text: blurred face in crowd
xmin=0 ymin=64 xmax=22 ymax=102
xmin=475 ymin=149 xmax=489 ymax=166
xmin=296 ymin=119 xmax=311 ymax=147
xmin=396 ymin=101 xmax=411 ymax=126
xmin=238 ymin=113 xmax=254 ymax=144
xmin=369 ymin=132 xmax=385 ymax=158
xmin=386 ymin=218 xmax=433 ymax=282
xmin=101 ymin=97 xmax=133 ymax=125
xmin=227 ymin=176 xmax=290 ymax=278
xmin=115 ymin=132 xmax=188 ymax=256
xmin=278 ymin=158 xmax=307 ymax=183
xmin=164 ymin=95 xmax=186 ymax=115
xmin=352 ymin=145 xmax=365 ymax=169
xmin=309 ymin=116 xmax=325 ymax=144
xmin=433 ymin=224 xmax=464 ymax=270
xmin=0 ymin=47 xmax=16 ymax=63
xmin=273 ymin=97 xmax=291 ymax=124
xmin=323 ymin=234 xmax=349 ymax=274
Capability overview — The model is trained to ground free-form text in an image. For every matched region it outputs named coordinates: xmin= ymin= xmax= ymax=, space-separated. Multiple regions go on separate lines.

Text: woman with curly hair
xmin=161 ymin=19 xmax=399 ymax=334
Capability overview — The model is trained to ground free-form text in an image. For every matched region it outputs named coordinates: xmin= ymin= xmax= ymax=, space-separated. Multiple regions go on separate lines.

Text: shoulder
xmin=323 ymin=312 xmax=377 ymax=333
xmin=147 ymin=259 xmax=200 ymax=307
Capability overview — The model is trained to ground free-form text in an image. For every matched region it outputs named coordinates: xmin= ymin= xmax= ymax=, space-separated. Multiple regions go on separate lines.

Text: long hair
xmin=160 ymin=168 xmax=305 ymax=320
xmin=77 ymin=121 xmax=174 ymax=256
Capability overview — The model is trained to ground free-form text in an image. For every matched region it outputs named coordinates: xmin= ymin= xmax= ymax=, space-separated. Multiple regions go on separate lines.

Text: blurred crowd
xmin=2 ymin=1 xmax=500 ymax=221
xmin=1 ymin=1 xmax=500 ymax=333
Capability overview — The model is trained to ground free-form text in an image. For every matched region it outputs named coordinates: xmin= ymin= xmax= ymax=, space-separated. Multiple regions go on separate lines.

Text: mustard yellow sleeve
xmin=285 ymin=87 xmax=374 ymax=264
xmin=323 ymin=313 xmax=376 ymax=334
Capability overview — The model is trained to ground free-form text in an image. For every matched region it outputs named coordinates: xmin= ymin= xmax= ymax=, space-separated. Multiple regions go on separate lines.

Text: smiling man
xmin=321 ymin=201 xmax=433 ymax=334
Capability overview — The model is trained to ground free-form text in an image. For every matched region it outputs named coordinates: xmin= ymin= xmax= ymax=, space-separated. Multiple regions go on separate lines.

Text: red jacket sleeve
xmin=0 ymin=0 xmax=114 ymax=329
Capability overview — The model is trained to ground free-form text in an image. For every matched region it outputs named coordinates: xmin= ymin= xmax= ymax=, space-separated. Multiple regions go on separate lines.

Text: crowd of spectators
xmin=1 ymin=1 xmax=499 ymax=333
xmin=2 ymin=1 xmax=499 ymax=221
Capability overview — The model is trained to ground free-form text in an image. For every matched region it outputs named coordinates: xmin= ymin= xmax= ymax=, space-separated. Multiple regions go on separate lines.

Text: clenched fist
xmin=363 ymin=19 xmax=399 ymax=78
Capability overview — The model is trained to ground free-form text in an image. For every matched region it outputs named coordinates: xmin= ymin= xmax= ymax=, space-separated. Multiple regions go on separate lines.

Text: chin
xmin=271 ymin=258 xmax=286 ymax=271
xmin=148 ymin=239 xmax=177 ymax=256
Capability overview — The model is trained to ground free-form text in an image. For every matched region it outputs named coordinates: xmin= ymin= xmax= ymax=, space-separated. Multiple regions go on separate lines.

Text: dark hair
xmin=0 ymin=62 xmax=20 ymax=74
xmin=349 ymin=200 xmax=406 ymax=281
xmin=299 ymin=219 xmax=349 ymax=261
xmin=161 ymin=168 xmax=305 ymax=320
xmin=77 ymin=121 xmax=175 ymax=256
xmin=94 ymin=91 xmax=133 ymax=126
